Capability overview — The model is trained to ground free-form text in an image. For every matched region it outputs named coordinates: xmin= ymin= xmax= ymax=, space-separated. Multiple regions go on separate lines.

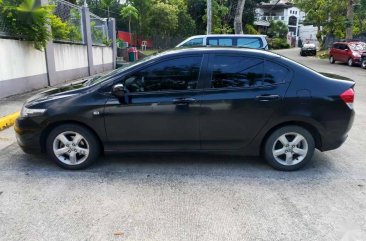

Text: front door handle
xmin=173 ymin=97 xmax=197 ymax=105
xmin=256 ymin=94 xmax=280 ymax=101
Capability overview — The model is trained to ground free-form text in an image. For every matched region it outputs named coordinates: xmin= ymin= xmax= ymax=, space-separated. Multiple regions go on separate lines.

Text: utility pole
xmin=346 ymin=0 xmax=354 ymax=40
xmin=207 ymin=0 xmax=212 ymax=34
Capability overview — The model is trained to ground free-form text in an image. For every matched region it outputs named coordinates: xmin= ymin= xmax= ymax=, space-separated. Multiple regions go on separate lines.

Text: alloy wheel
xmin=362 ymin=60 xmax=366 ymax=69
xmin=272 ymin=132 xmax=308 ymax=166
xmin=52 ymin=131 xmax=90 ymax=165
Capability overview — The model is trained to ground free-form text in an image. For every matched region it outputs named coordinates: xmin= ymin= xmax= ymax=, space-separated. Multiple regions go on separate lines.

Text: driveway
xmin=0 ymin=48 xmax=366 ymax=241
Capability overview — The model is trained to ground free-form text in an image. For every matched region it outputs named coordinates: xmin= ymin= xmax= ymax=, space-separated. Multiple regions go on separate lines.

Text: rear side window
xmin=237 ymin=37 xmax=262 ymax=48
xmin=208 ymin=38 xmax=233 ymax=46
xmin=182 ymin=38 xmax=203 ymax=47
xmin=264 ymin=61 xmax=289 ymax=85
xmin=211 ymin=55 xmax=263 ymax=88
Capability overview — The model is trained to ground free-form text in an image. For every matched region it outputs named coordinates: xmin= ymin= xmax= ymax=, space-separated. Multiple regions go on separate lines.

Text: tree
xmin=234 ymin=0 xmax=245 ymax=34
xmin=268 ymin=21 xmax=288 ymax=38
xmin=120 ymin=4 xmax=138 ymax=44
xmin=149 ymin=2 xmax=178 ymax=40
xmin=0 ymin=0 xmax=53 ymax=50
xmin=295 ymin=0 xmax=347 ymax=48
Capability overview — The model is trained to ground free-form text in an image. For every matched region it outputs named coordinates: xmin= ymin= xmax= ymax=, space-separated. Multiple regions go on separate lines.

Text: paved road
xmin=1 ymin=48 xmax=366 ymax=241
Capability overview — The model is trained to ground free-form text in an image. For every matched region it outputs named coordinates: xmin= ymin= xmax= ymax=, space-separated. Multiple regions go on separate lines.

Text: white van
xmin=176 ymin=34 xmax=269 ymax=50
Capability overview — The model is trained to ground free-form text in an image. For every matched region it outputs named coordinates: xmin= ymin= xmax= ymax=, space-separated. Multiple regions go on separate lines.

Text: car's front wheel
xmin=329 ymin=56 xmax=335 ymax=64
xmin=361 ymin=59 xmax=366 ymax=69
xmin=46 ymin=124 xmax=100 ymax=170
xmin=264 ymin=126 xmax=315 ymax=171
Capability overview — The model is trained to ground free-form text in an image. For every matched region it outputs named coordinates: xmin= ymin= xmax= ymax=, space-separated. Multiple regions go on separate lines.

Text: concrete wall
xmin=53 ymin=43 xmax=89 ymax=85
xmin=0 ymin=39 xmax=48 ymax=98
xmin=0 ymin=40 xmax=114 ymax=98
xmin=92 ymin=46 xmax=113 ymax=73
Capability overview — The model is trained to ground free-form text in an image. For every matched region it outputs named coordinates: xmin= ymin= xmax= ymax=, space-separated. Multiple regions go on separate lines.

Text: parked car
xmin=176 ymin=34 xmax=269 ymax=50
xmin=15 ymin=48 xmax=355 ymax=171
xmin=300 ymin=43 xmax=316 ymax=56
xmin=361 ymin=52 xmax=366 ymax=69
xmin=329 ymin=41 xmax=366 ymax=66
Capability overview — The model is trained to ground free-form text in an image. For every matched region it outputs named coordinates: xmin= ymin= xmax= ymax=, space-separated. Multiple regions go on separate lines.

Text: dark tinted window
xmin=124 ymin=56 xmax=202 ymax=93
xmin=182 ymin=38 xmax=203 ymax=47
xmin=263 ymin=61 xmax=289 ymax=85
xmin=211 ymin=56 xmax=263 ymax=88
xmin=237 ymin=37 xmax=262 ymax=48
xmin=208 ymin=38 xmax=233 ymax=46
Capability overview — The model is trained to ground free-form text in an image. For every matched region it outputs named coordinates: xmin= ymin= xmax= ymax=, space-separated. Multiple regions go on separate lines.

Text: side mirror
xmin=112 ymin=84 xmax=126 ymax=98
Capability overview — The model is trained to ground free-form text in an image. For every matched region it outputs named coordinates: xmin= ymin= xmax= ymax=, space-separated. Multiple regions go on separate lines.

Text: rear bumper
xmin=319 ymin=133 xmax=348 ymax=151
xmin=14 ymin=117 xmax=44 ymax=154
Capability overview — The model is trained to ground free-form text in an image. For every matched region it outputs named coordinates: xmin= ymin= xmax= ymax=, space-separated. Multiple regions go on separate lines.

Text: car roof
xmin=155 ymin=47 xmax=280 ymax=59
xmin=334 ymin=41 xmax=365 ymax=44
xmin=186 ymin=34 xmax=267 ymax=38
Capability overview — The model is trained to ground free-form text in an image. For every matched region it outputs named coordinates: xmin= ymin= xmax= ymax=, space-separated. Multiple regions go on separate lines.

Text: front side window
xmin=182 ymin=38 xmax=203 ymax=47
xmin=124 ymin=56 xmax=202 ymax=93
xmin=211 ymin=56 xmax=263 ymax=88
xmin=237 ymin=37 xmax=262 ymax=48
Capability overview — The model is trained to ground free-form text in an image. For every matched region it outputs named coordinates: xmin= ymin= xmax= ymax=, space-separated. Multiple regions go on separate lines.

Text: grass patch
xmin=141 ymin=49 xmax=159 ymax=56
xmin=317 ymin=50 xmax=329 ymax=59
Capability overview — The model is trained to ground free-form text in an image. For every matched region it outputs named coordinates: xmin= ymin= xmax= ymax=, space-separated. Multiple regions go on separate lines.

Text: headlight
xmin=21 ymin=106 xmax=46 ymax=117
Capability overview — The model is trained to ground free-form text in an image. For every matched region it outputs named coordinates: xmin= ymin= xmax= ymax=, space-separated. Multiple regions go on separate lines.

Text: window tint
xmin=211 ymin=56 xmax=263 ymax=88
xmin=237 ymin=37 xmax=262 ymax=48
xmin=182 ymin=38 xmax=203 ymax=47
xmin=263 ymin=61 xmax=289 ymax=85
xmin=124 ymin=56 xmax=202 ymax=93
xmin=208 ymin=38 xmax=233 ymax=46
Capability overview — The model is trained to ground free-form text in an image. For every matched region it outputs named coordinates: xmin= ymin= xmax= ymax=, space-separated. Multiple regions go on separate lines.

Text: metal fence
xmin=0 ymin=0 xmax=110 ymax=46
xmin=90 ymin=13 xmax=109 ymax=45
xmin=324 ymin=32 xmax=366 ymax=49
xmin=49 ymin=0 xmax=84 ymax=44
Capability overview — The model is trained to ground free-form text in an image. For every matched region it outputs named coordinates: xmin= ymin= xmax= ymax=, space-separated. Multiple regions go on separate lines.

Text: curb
xmin=0 ymin=112 xmax=20 ymax=131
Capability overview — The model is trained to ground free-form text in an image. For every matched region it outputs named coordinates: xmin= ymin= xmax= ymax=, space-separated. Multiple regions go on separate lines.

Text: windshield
xmin=349 ymin=42 xmax=366 ymax=51
xmin=85 ymin=53 xmax=160 ymax=86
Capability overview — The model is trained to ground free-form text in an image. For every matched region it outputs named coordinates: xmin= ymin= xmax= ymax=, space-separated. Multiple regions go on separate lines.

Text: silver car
xmin=176 ymin=34 xmax=269 ymax=50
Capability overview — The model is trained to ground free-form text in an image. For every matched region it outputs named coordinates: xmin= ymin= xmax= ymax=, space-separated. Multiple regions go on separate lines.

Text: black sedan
xmin=15 ymin=48 xmax=355 ymax=171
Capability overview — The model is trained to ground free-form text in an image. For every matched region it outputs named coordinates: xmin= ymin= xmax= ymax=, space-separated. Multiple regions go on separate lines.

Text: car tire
xmin=46 ymin=124 xmax=100 ymax=170
xmin=263 ymin=126 xmax=315 ymax=171
xmin=347 ymin=58 xmax=353 ymax=66
xmin=329 ymin=56 xmax=335 ymax=64
xmin=361 ymin=60 xmax=366 ymax=69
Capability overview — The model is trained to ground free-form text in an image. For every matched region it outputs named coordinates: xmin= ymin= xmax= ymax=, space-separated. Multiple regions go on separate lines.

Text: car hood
xmin=26 ymin=79 xmax=88 ymax=106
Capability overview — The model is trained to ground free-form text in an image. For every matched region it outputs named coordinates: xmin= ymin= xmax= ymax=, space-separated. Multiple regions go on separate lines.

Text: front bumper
xmin=301 ymin=49 xmax=316 ymax=55
xmin=14 ymin=117 xmax=44 ymax=154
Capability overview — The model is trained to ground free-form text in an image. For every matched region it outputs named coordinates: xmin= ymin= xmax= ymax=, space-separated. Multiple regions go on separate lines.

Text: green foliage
xmin=269 ymin=38 xmax=290 ymax=49
xmin=295 ymin=0 xmax=347 ymax=48
xmin=149 ymin=2 xmax=179 ymax=38
xmin=120 ymin=5 xmax=139 ymax=21
xmin=268 ymin=21 xmax=288 ymax=39
xmin=244 ymin=24 xmax=259 ymax=34
xmin=202 ymin=0 xmax=232 ymax=34
xmin=49 ymin=14 xmax=82 ymax=42
xmin=0 ymin=0 xmax=53 ymax=50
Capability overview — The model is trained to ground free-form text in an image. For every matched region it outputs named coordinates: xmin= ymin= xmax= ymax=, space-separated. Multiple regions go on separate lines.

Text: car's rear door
xmin=199 ymin=54 xmax=291 ymax=150
xmin=104 ymin=54 xmax=207 ymax=151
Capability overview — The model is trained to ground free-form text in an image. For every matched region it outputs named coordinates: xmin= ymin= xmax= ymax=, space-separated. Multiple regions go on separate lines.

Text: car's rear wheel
xmin=361 ymin=59 xmax=366 ymax=69
xmin=329 ymin=56 xmax=335 ymax=64
xmin=347 ymin=58 xmax=353 ymax=66
xmin=46 ymin=124 xmax=100 ymax=170
xmin=264 ymin=126 xmax=315 ymax=171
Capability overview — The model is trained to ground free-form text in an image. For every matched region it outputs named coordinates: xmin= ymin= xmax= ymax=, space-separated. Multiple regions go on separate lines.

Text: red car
xmin=329 ymin=41 xmax=366 ymax=66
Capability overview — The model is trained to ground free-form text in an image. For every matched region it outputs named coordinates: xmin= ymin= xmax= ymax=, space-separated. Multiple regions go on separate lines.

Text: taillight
xmin=340 ymin=88 xmax=355 ymax=108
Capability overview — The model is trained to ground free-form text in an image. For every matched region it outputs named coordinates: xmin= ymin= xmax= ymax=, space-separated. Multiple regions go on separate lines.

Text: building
xmin=253 ymin=0 xmax=320 ymax=47
xmin=254 ymin=0 xmax=305 ymax=36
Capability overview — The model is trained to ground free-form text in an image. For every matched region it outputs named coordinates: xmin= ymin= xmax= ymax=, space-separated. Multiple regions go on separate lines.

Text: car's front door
xmin=199 ymin=54 xmax=291 ymax=150
xmin=104 ymin=55 xmax=206 ymax=151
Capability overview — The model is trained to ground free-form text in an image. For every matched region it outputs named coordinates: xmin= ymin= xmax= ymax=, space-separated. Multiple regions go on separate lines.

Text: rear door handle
xmin=256 ymin=95 xmax=280 ymax=101
xmin=173 ymin=97 xmax=197 ymax=105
